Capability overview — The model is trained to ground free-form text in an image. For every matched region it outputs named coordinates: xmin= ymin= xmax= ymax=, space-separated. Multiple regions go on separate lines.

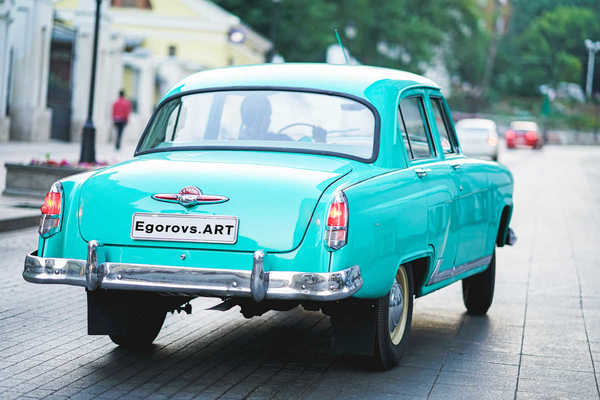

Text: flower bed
xmin=3 ymin=157 xmax=108 ymax=198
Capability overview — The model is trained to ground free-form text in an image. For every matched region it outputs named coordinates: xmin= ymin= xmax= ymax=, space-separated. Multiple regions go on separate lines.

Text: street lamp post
xmin=79 ymin=0 xmax=102 ymax=164
xmin=268 ymin=0 xmax=281 ymax=62
xmin=585 ymin=39 xmax=600 ymax=100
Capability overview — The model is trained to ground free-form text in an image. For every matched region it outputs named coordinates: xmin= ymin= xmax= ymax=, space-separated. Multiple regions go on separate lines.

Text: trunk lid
xmin=78 ymin=151 xmax=353 ymax=253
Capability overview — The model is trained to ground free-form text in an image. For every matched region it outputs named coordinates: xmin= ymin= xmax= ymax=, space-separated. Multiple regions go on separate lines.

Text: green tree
xmin=516 ymin=7 xmax=599 ymax=94
xmin=215 ymin=0 xmax=484 ymax=77
xmin=494 ymin=2 xmax=600 ymax=96
xmin=214 ymin=0 xmax=337 ymax=62
xmin=509 ymin=0 xmax=599 ymax=36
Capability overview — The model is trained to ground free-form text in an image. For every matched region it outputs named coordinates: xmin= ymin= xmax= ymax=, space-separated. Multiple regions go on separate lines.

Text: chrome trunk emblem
xmin=152 ymin=186 xmax=229 ymax=207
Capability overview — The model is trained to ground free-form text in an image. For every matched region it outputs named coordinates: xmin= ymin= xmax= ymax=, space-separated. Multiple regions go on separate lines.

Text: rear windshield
xmin=137 ymin=90 xmax=377 ymax=161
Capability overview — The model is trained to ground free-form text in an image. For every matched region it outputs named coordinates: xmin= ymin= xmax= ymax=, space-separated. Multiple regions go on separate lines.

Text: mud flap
xmin=328 ymin=300 xmax=377 ymax=356
xmin=87 ymin=290 xmax=187 ymax=335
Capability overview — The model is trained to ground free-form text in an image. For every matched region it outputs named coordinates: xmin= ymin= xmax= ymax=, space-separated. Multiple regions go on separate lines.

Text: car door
xmin=397 ymin=92 xmax=458 ymax=284
xmin=430 ymin=96 xmax=490 ymax=267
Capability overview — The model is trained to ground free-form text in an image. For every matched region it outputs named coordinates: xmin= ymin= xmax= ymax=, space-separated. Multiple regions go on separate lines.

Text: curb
xmin=0 ymin=214 xmax=39 ymax=233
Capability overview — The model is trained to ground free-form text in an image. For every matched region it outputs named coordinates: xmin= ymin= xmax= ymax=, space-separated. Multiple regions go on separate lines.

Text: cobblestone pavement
xmin=1 ymin=146 xmax=600 ymax=400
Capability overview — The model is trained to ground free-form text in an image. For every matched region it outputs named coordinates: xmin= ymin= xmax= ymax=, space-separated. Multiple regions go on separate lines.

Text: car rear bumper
xmin=23 ymin=243 xmax=362 ymax=302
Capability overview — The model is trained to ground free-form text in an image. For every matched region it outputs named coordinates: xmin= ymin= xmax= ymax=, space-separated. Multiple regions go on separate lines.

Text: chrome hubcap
xmin=388 ymin=267 xmax=409 ymax=345
xmin=388 ymin=280 xmax=403 ymax=334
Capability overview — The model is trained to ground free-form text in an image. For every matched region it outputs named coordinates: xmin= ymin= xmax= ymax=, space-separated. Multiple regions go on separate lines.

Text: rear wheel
xmin=109 ymin=310 xmax=166 ymax=349
xmin=373 ymin=265 xmax=414 ymax=370
xmin=462 ymin=251 xmax=495 ymax=315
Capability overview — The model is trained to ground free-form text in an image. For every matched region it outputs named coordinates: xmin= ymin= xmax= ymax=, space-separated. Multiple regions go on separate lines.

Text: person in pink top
xmin=112 ymin=90 xmax=132 ymax=150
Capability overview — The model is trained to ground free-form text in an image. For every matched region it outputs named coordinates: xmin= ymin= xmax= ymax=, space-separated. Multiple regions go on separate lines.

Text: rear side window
xmin=431 ymin=97 xmax=456 ymax=154
xmin=398 ymin=97 xmax=434 ymax=160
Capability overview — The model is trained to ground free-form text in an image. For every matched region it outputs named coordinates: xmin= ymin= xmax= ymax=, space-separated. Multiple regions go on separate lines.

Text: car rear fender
xmin=328 ymin=168 xmax=430 ymax=298
xmin=39 ymin=171 xmax=97 ymax=261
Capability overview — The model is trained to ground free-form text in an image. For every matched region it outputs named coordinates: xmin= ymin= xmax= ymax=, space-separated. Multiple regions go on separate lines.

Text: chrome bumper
xmin=23 ymin=244 xmax=362 ymax=302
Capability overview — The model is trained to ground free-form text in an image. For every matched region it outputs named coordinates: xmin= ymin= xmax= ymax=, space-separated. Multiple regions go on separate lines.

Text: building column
xmin=8 ymin=0 xmax=53 ymax=142
xmin=121 ymin=51 xmax=154 ymax=145
xmin=0 ymin=1 xmax=15 ymax=142
xmin=99 ymin=32 xmax=124 ymax=145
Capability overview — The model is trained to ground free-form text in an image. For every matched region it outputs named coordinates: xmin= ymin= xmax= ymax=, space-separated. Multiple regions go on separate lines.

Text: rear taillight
xmin=39 ymin=182 xmax=63 ymax=237
xmin=41 ymin=192 xmax=61 ymax=215
xmin=525 ymin=131 xmax=537 ymax=141
xmin=505 ymin=130 xmax=515 ymax=140
xmin=325 ymin=191 xmax=348 ymax=250
xmin=488 ymin=133 xmax=498 ymax=146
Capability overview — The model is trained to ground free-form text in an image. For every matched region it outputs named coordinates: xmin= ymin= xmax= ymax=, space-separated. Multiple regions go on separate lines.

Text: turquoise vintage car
xmin=23 ymin=64 xmax=515 ymax=370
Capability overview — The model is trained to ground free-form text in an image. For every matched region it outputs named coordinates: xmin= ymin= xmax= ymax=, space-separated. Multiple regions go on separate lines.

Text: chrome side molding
xmin=427 ymin=255 xmax=492 ymax=286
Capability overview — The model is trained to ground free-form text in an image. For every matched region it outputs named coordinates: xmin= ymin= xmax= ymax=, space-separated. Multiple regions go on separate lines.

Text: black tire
xmin=109 ymin=310 xmax=166 ymax=349
xmin=373 ymin=265 xmax=414 ymax=370
xmin=491 ymin=154 xmax=498 ymax=162
xmin=462 ymin=251 xmax=495 ymax=315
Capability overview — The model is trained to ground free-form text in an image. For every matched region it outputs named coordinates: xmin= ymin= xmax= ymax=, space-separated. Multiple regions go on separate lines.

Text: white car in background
xmin=455 ymin=118 xmax=499 ymax=161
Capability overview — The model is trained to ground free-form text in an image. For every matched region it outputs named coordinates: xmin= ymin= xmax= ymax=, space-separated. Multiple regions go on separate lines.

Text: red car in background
xmin=506 ymin=121 xmax=543 ymax=149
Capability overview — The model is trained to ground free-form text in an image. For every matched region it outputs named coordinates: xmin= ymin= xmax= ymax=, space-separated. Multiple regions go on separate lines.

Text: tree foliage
xmin=494 ymin=2 xmax=600 ymax=96
xmin=215 ymin=0 xmax=483 ymax=76
xmin=215 ymin=0 xmax=600 ymax=99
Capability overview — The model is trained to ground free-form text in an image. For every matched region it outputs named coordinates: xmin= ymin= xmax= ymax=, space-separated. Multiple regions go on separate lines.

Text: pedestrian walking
xmin=112 ymin=90 xmax=132 ymax=150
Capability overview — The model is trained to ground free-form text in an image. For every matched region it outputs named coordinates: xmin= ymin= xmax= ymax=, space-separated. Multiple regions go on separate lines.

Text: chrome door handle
xmin=451 ymin=163 xmax=462 ymax=170
xmin=415 ymin=168 xmax=431 ymax=178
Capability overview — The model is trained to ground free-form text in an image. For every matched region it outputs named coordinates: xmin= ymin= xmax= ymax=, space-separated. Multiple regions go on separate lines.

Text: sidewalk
xmin=0 ymin=140 xmax=137 ymax=232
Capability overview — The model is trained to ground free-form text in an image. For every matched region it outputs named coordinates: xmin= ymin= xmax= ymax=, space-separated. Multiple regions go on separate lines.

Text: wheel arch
xmin=496 ymin=205 xmax=513 ymax=247
xmin=396 ymin=250 xmax=433 ymax=298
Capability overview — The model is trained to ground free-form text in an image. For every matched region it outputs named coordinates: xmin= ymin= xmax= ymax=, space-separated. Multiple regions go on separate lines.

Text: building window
xmin=168 ymin=45 xmax=176 ymax=57
xmin=111 ymin=0 xmax=152 ymax=9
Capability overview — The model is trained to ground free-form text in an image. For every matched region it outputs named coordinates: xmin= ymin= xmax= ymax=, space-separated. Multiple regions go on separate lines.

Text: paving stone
xmin=517 ymin=377 xmax=599 ymax=398
xmin=436 ymin=370 xmax=517 ymax=391
xmin=441 ymin=358 xmax=519 ymax=376
xmin=517 ymin=390 xmax=594 ymax=400
xmin=520 ymin=354 xmax=594 ymax=373
xmin=428 ymin=383 xmax=514 ymax=400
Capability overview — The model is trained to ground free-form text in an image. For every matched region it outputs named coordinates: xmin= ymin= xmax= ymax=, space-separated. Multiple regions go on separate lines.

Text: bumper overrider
xmin=23 ymin=241 xmax=363 ymax=302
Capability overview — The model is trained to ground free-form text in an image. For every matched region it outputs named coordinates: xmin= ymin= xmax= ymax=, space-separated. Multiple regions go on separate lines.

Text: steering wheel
xmin=276 ymin=122 xmax=317 ymax=135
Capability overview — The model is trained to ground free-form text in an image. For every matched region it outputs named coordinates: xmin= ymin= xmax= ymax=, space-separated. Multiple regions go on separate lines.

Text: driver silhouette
xmin=240 ymin=94 xmax=271 ymax=140
xmin=239 ymin=94 xmax=291 ymax=141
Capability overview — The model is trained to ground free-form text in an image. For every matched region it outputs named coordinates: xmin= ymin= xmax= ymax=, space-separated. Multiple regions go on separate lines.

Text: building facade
xmin=0 ymin=0 xmax=270 ymax=147
xmin=0 ymin=0 xmax=54 ymax=143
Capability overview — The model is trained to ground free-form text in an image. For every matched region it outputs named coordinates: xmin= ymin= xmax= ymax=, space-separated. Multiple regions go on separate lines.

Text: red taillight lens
xmin=41 ymin=192 xmax=61 ymax=215
xmin=505 ymin=130 xmax=515 ymax=140
xmin=525 ymin=131 xmax=537 ymax=141
xmin=39 ymin=182 xmax=63 ymax=237
xmin=327 ymin=200 xmax=348 ymax=227
xmin=325 ymin=191 xmax=348 ymax=250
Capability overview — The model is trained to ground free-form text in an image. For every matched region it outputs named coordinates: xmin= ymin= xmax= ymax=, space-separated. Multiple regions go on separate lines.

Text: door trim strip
xmin=427 ymin=254 xmax=492 ymax=286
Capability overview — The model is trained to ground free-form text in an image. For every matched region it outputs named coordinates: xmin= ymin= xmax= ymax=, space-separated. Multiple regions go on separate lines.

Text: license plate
xmin=131 ymin=213 xmax=238 ymax=244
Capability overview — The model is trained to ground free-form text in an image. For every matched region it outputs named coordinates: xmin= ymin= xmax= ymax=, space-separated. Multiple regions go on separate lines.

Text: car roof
xmin=510 ymin=121 xmax=539 ymax=131
xmin=455 ymin=118 xmax=497 ymax=130
xmin=162 ymin=63 xmax=440 ymax=103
